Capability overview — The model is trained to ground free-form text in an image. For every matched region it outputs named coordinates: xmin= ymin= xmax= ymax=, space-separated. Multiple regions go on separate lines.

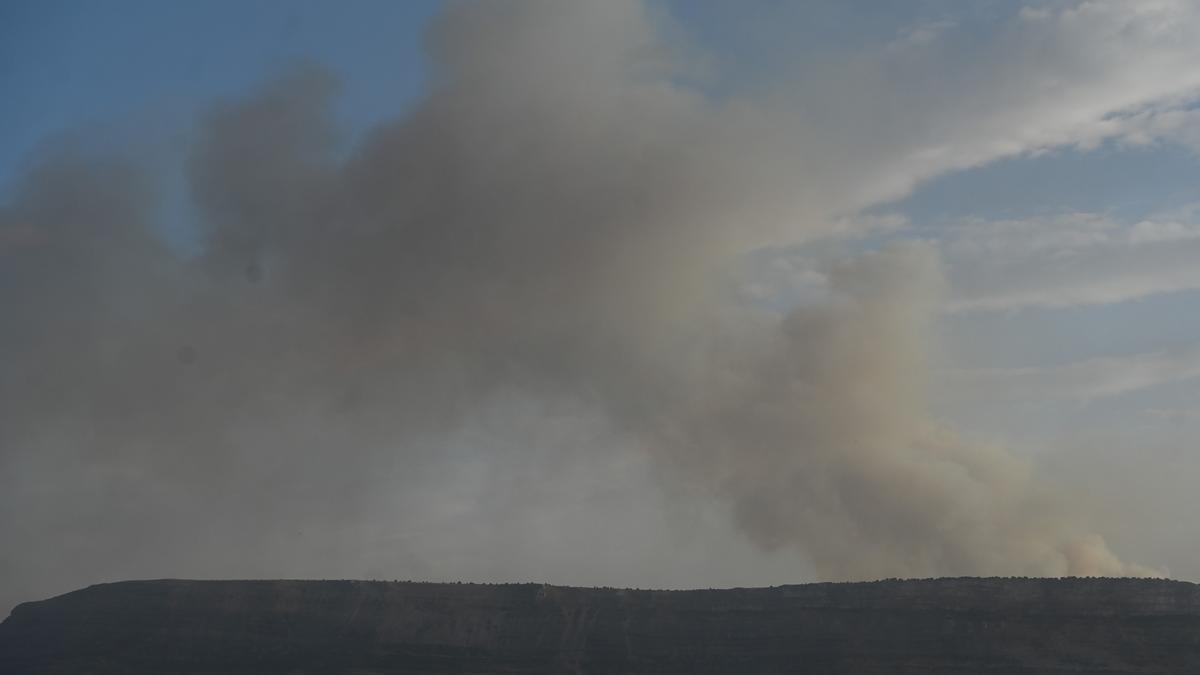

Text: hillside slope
xmin=3 ymin=577 xmax=1200 ymax=673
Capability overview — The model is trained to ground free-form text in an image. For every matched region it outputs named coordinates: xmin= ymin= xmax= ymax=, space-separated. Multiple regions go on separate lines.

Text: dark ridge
xmin=3 ymin=577 xmax=1200 ymax=674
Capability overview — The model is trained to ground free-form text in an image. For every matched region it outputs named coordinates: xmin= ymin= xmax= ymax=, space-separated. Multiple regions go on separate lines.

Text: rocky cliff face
xmin=3 ymin=577 xmax=1200 ymax=674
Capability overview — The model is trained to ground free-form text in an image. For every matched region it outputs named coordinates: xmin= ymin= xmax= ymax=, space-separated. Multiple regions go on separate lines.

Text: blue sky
xmin=1 ymin=0 xmax=439 ymax=193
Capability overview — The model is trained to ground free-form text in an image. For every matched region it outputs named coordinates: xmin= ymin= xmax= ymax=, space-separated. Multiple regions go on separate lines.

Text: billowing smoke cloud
xmin=0 ymin=0 xmax=1160 ymax=612
xmin=650 ymin=244 xmax=1157 ymax=579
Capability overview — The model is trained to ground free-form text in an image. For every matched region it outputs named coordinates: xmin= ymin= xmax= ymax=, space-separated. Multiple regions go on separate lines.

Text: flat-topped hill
xmin=4 ymin=577 xmax=1200 ymax=673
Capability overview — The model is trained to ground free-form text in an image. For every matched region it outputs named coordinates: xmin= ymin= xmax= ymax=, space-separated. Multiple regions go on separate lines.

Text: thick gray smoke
xmin=0 ymin=0 xmax=1155 ymax=613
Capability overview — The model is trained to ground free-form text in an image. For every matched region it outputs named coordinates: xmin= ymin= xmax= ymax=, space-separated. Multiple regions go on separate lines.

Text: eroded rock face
xmin=3 ymin=577 xmax=1200 ymax=674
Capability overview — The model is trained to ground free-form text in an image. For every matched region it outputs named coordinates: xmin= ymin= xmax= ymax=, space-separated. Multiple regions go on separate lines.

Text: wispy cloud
xmin=946 ymin=342 xmax=1200 ymax=402
xmin=841 ymin=0 xmax=1200 ymax=208
xmin=942 ymin=207 xmax=1200 ymax=311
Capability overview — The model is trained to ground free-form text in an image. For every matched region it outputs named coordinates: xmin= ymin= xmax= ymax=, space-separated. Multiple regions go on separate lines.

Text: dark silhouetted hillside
xmin=3 ymin=577 xmax=1200 ymax=673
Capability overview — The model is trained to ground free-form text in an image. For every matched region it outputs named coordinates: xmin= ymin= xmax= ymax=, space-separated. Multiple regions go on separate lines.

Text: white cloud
xmin=946 ymin=342 xmax=1200 ymax=402
xmin=1018 ymin=6 xmax=1053 ymax=23
xmin=636 ymin=0 xmax=1200 ymax=252
xmin=1107 ymin=104 xmax=1200 ymax=154
xmin=888 ymin=19 xmax=957 ymax=50
xmin=1144 ymin=407 xmax=1200 ymax=422
xmin=839 ymin=0 xmax=1200 ymax=210
xmin=738 ymin=206 xmax=1200 ymax=314
xmin=941 ymin=209 xmax=1200 ymax=311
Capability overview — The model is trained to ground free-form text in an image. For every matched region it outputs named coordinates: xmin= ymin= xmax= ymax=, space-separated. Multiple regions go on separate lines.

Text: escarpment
xmin=3 ymin=577 xmax=1200 ymax=673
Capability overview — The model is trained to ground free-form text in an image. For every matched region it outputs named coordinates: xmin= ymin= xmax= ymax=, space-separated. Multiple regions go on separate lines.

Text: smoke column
xmin=0 ymin=0 xmax=1156 ymax=612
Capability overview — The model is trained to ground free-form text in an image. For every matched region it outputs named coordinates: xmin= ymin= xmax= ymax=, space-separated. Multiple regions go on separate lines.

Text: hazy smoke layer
xmin=0 ymin=0 xmax=1154 ymax=611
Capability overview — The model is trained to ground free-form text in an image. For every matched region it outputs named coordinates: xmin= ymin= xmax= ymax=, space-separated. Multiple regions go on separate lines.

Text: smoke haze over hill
xmin=8 ymin=0 xmax=1200 ymax=612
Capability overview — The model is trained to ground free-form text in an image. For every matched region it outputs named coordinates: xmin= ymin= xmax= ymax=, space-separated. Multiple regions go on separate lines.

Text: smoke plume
xmin=0 ymin=0 xmax=1156 ymax=612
